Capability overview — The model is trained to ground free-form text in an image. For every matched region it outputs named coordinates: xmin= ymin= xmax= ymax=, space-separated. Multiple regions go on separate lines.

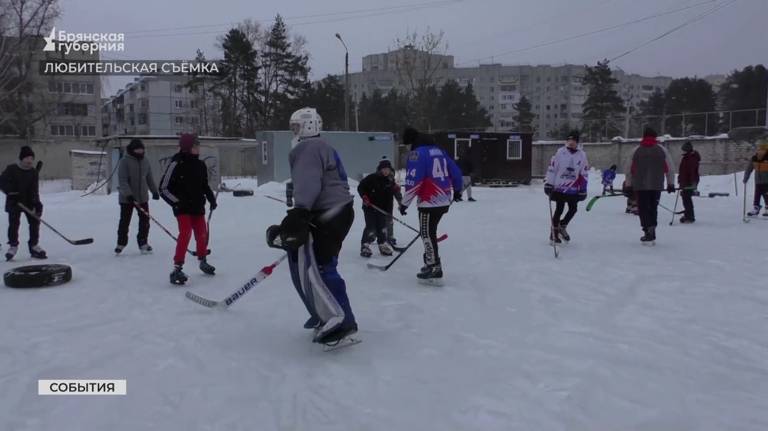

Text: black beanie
xmin=567 ymin=130 xmax=580 ymax=142
xmin=682 ymin=141 xmax=693 ymax=153
xmin=127 ymin=138 xmax=145 ymax=158
xmin=402 ymin=127 xmax=420 ymax=149
xmin=19 ymin=146 xmax=35 ymax=160
xmin=377 ymin=159 xmax=393 ymax=172
xmin=643 ymin=127 xmax=658 ymax=138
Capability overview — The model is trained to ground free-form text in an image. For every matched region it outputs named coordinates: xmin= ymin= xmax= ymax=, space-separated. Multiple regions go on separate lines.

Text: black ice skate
xmin=170 ymin=265 xmax=188 ymax=285
xmin=199 ymin=258 xmax=215 ymax=275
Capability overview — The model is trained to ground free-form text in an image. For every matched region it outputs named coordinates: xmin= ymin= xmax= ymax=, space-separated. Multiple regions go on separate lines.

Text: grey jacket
xmin=625 ymin=142 xmax=675 ymax=191
xmin=118 ymin=154 xmax=158 ymax=204
xmin=289 ymin=136 xmax=353 ymax=211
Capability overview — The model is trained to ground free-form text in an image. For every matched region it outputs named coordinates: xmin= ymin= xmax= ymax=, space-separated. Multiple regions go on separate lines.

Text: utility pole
xmin=335 ymin=33 xmax=350 ymax=131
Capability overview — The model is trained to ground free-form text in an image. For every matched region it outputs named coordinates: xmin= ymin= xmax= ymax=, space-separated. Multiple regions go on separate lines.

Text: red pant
xmin=174 ymin=215 xmax=208 ymax=265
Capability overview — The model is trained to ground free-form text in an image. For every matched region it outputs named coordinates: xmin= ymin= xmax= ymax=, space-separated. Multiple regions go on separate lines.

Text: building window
xmin=175 ymin=100 xmax=183 ymax=108
xmin=88 ymin=126 xmax=96 ymax=136
xmin=50 ymin=125 xmax=58 ymax=135
xmin=174 ymin=85 xmax=183 ymax=93
xmin=129 ymin=104 xmax=134 ymax=113
xmin=175 ymin=116 xmax=184 ymax=124
xmin=138 ymin=113 xmax=147 ymax=124
xmin=140 ymin=84 xmax=146 ymax=91
xmin=58 ymin=125 xmax=66 ymax=135
xmin=506 ymin=139 xmax=522 ymax=160
xmin=262 ymin=141 xmax=269 ymax=165
xmin=48 ymin=81 xmax=57 ymax=93
xmin=65 ymin=125 xmax=73 ymax=136
xmin=63 ymin=82 xmax=71 ymax=93
xmin=140 ymin=99 xmax=148 ymax=108
xmin=86 ymin=83 xmax=94 ymax=94
xmin=72 ymin=83 xmax=80 ymax=93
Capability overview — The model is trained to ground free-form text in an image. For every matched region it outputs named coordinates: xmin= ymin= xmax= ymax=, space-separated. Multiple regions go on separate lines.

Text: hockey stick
xmin=364 ymin=202 xmax=419 ymax=234
xmin=185 ymin=254 xmax=288 ymax=309
xmin=585 ymin=193 xmax=624 ymax=211
xmin=547 ymin=197 xmax=558 ymax=258
xmin=133 ymin=203 xmax=209 ymax=257
xmin=658 ymin=202 xmax=684 ymax=215
xmin=16 ymin=202 xmax=94 ymax=245
xmin=367 ymin=233 xmax=448 ymax=272
xmin=743 ymin=182 xmax=749 ymax=223
xmin=669 ymin=190 xmax=681 ymax=226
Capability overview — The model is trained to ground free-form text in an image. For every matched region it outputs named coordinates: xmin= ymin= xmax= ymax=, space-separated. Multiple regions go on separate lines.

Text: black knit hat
xmin=19 ymin=146 xmax=35 ymax=160
xmin=402 ymin=127 xmax=420 ymax=149
xmin=377 ymin=158 xmax=393 ymax=171
xmin=682 ymin=141 xmax=693 ymax=153
xmin=128 ymin=138 xmax=144 ymax=151
xmin=567 ymin=130 xmax=580 ymax=142
xmin=643 ymin=127 xmax=658 ymax=138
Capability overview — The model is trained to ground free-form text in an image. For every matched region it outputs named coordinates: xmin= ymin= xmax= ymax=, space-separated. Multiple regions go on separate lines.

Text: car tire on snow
xmin=232 ymin=189 xmax=254 ymax=197
xmin=4 ymin=264 xmax=72 ymax=288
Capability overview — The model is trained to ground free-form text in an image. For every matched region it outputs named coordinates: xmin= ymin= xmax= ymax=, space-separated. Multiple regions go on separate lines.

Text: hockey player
xmin=399 ymin=127 xmax=462 ymax=282
xmin=743 ymin=141 xmax=768 ymax=217
xmin=267 ymin=107 xmax=357 ymax=345
xmin=624 ymin=128 xmax=675 ymax=244
xmin=357 ymin=158 xmax=397 ymax=257
xmin=0 ymin=146 xmax=46 ymax=260
xmin=159 ymin=134 xmax=217 ymax=285
xmin=601 ymin=164 xmax=617 ymax=195
xmin=456 ymin=151 xmax=476 ymax=201
xmin=544 ymin=130 xmax=589 ymax=244
xmin=678 ymin=141 xmax=701 ymax=223
xmin=116 ymin=138 xmax=160 ymax=254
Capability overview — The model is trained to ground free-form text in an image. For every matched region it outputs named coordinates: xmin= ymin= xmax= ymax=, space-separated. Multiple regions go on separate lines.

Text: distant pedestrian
xmin=677 ymin=141 xmax=700 ymax=223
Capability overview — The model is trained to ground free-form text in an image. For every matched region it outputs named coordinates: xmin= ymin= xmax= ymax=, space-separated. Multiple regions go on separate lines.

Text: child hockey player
xmin=544 ymin=130 xmax=589 ymax=244
xmin=743 ymin=141 xmax=768 ymax=217
xmin=266 ymin=107 xmax=357 ymax=345
xmin=116 ymin=138 xmax=160 ymax=254
xmin=357 ymin=158 xmax=398 ymax=257
xmin=601 ymin=165 xmax=617 ymax=195
xmin=0 ymin=146 xmax=46 ymax=260
xmin=159 ymin=134 xmax=217 ymax=285
xmin=678 ymin=141 xmax=701 ymax=223
xmin=399 ymin=127 xmax=462 ymax=283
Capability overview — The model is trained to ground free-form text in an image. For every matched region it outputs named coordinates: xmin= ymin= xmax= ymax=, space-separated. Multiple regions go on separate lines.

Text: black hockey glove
xmin=265 ymin=225 xmax=284 ymax=249
xmin=126 ymin=195 xmax=134 ymax=203
xmin=666 ymin=184 xmax=675 ymax=194
xmin=279 ymin=208 xmax=311 ymax=250
xmin=453 ymin=191 xmax=462 ymax=202
xmin=35 ymin=161 xmax=43 ymax=172
xmin=544 ymin=184 xmax=553 ymax=196
xmin=398 ymin=205 xmax=408 ymax=216
xmin=152 ymin=192 xmax=160 ymax=200
xmin=209 ymin=199 xmax=218 ymax=211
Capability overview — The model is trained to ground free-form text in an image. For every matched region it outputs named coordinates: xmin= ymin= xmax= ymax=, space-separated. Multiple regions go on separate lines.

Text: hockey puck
xmin=4 ymin=264 xmax=72 ymax=288
xmin=233 ymin=189 xmax=254 ymax=197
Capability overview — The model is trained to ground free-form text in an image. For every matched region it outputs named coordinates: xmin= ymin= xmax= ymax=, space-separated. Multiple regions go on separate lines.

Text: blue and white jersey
xmin=402 ymin=145 xmax=463 ymax=208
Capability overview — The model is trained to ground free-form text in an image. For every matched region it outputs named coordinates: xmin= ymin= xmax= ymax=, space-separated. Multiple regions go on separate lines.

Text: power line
xmin=455 ymin=0 xmax=718 ymax=66
xmin=121 ymin=1 xmax=460 ymax=38
xmin=610 ymin=0 xmax=739 ymax=62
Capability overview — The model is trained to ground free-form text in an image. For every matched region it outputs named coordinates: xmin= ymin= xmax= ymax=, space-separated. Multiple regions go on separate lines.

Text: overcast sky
xmin=56 ymin=0 xmax=766 ymax=97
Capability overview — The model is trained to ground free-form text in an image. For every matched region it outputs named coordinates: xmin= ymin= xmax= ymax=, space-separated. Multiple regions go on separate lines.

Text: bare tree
xmin=0 ymin=0 xmax=60 ymax=137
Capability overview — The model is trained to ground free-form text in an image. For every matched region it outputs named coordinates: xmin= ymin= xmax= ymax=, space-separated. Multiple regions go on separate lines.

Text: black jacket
xmin=159 ymin=152 xmax=215 ymax=216
xmin=456 ymin=158 xmax=473 ymax=176
xmin=0 ymin=163 xmax=41 ymax=213
xmin=358 ymin=172 xmax=399 ymax=213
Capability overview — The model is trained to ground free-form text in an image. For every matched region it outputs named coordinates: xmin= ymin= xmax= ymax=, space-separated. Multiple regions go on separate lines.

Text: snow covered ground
xmin=1 ymin=172 xmax=767 ymax=431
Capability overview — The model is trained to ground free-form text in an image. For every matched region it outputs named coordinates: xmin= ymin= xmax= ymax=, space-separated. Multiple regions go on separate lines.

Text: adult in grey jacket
xmin=116 ymin=139 xmax=159 ymax=254
xmin=624 ymin=128 xmax=675 ymax=244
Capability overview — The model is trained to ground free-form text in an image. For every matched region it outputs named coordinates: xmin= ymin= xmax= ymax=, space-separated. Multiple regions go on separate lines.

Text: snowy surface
xmin=1 ymin=173 xmax=767 ymax=431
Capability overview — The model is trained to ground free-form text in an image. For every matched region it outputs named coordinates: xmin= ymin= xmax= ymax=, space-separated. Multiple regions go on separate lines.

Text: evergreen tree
xmin=213 ymin=28 xmax=260 ymax=137
xmin=582 ymin=60 xmax=625 ymax=141
xmin=663 ymin=78 xmax=717 ymax=136
xmin=718 ymin=64 xmax=767 ymax=129
xmin=513 ymin=96 xmax=536 ymax=134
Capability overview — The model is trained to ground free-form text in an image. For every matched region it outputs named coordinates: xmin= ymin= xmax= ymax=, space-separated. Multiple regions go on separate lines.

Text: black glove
xmin=453 ymin=191 xmax=462 ymax=202
xmin=398 ymin=205 xmax=408 ymax=216
xmin=286 ymin=196 xmax=293 ymax=208
xmin=152 ymin=192 xmax=160 ymax=200
xmin=666 ymin=184 xmax=675 ymax=194
xmin=577 ymin=191 xmax=587 ymax=202
xmin=265 ymin=225 xmax=283 ymax=249
xmin=125 ymin=195 xmax=134 ymax=203
xmin=279 ymin=208 xmax=311 ymax=250
xmin=209 ymin=199 xmax=218 ymax=211
xmin=34 ymin=201 xmax=43 ymax=216
xmin=544 ymin=184 xmax=553 ymax=196
xmin=35 ymin=161 xmax=43 ymax=172
xmin=622 ymin=185 xmax=633 ymax=198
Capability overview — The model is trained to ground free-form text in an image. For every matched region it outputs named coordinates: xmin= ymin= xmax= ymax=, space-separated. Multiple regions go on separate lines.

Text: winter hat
xmin=127 ymin=138 xmax=145 ymax=158
xmin=179 ymin=133 xmax=199 ymax=153
xmin=643 ymin=127 xmax=658 ymax=139
xmin=377 ymin=158 xmax=393 ymax=172
xmin=19 ymin=146 xmax=35 ymax=160
xmin=566 ymin=130 xmax=580 ymax=142
xmin=682 ymin=141 xmax=693 ymax=153
xmin=610 ymin=164 xmax=617 ymax=170
xmin=402 ymin=127 xmax=420 ymax=149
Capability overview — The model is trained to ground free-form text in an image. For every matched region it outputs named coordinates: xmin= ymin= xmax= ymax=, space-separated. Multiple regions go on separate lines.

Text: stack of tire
xmin=4 ymin=264 xmax=72 ymax=288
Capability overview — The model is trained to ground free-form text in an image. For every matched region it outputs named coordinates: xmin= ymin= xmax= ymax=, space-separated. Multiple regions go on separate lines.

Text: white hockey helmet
xmin=289 ymin=107 xmax=323 ymax=138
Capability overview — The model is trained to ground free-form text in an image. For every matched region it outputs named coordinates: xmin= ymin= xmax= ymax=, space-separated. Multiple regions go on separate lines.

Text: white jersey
xmin=545 ymin=146 xmax=589 ymax=195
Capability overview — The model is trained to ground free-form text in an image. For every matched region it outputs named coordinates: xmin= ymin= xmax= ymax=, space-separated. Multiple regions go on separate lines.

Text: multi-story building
xmin=17 ymin=38 xmax=103 ymax=140
xmin=102 ymin=75 xmax=203 ymax=136
xmin=349 ymin=48 xmax=674 ymax=138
